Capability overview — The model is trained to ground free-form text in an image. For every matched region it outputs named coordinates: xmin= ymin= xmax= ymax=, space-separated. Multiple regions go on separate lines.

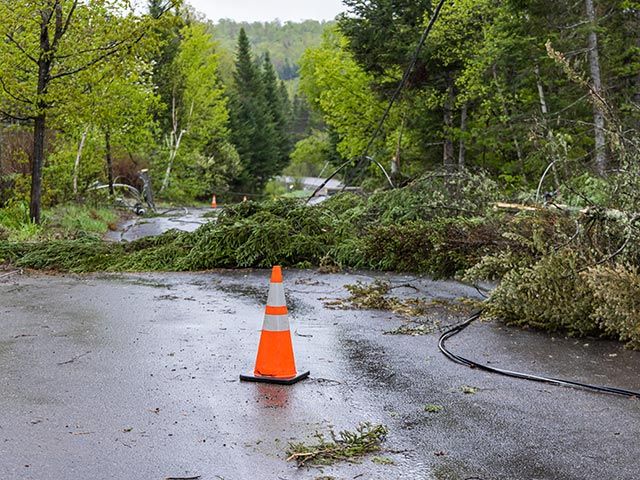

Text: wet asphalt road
xmin=1 ymin=269 xmax=639 ymax=480
xmin=104 ymin=208 xmax=213 ymax=242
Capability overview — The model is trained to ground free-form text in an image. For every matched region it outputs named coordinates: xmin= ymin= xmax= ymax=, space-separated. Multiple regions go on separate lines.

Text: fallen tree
xmin=1 ymin=169 xmax=639 ymax=348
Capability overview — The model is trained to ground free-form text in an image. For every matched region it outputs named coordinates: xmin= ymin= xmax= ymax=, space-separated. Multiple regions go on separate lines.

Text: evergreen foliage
xmin=229 ymin=29 xmax=291 ymax=193
xmin=262 ymin=53 xmax=293 ymax=169
xmin=3 ymin=167 xmax=640 ymax=349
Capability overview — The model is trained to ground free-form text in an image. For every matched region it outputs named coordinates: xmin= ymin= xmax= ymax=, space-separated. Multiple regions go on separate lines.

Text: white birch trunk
xmin=160 ymin=129 xmax=184 ymax=193
xmin=161 ymin=94 xmax=181 ymax=193
xmin=160 ymin=95 xmax=192 ymax=194
xmin=72 ymin=127 xmax=89 ymax=197
xmin=535 ymin=64 xmax=549 ymax=116
xmin=585 ymin=0 xmax=607 ymax=175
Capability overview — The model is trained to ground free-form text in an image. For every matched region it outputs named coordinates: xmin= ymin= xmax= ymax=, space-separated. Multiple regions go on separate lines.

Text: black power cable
xmin=438 ymin=310 xmax=640 ymax=398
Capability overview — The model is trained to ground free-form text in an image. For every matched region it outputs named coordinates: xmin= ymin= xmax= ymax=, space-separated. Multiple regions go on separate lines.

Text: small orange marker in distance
xmin=240 ymin=266 xmax=310 ymax=385
xmin=211 ymin=194 xmax=217 ymax=208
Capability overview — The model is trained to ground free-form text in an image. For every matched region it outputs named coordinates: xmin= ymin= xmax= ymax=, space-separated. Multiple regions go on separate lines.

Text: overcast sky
xmin=187 ymin=0 xmax=346 ymax=23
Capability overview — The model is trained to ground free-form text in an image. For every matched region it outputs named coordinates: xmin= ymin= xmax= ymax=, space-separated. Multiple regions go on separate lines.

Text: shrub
xmin=585 ymin=264 xmax=640 ymax=349
xmin=485 ymin=251 xmax=599 ymax=336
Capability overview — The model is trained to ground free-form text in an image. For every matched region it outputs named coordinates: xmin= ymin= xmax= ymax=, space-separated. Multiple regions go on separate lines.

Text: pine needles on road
xmin=286 ymin=423 xmax=388 ymax=467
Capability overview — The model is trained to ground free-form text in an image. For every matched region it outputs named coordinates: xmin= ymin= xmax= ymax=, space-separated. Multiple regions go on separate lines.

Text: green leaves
xmin=299 ymin=28 xmax=387 ymax=160
xmin=0 ymin=0 xmax=152 ymax=121
xmin=175 ymin=22 xmax=229 ymax=145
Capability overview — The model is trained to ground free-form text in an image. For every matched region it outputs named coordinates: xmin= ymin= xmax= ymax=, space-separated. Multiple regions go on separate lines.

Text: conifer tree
xmin=229 ymin=28 xmax=278 ymax=193
xmin=278 ymin=79 xmax=294 ymax=144
xmin=262 ymin=53 xmax=292 ymax=171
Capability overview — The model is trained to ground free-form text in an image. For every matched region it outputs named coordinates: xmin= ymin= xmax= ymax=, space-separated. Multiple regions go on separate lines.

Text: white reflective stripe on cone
xmin=262 ymin=314 xmax=290 ymax=332
xmin=267 ymin=283 xmax=286 ymax=307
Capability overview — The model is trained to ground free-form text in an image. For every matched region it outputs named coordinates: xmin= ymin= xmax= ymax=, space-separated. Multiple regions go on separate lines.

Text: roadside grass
xmin=0 ymin=202 xmax=42 ymax=241
xmin=46 ymin=204 xmax=119 ymax=238
xmin=0 ymin=202 xmax=120 ymax=242
xmin=286 ymin=423 xmax=388 ymax=467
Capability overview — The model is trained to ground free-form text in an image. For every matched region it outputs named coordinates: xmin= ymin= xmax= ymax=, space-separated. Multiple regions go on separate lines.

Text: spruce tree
xmin=278 ymin=80 xmax=293 ymax=139
xmin=291 ymin=94 xmax=312 ymax=143
xmin=262 ymin=53 xmax=293 ymax=172
xmin=229 ymin=29 xmax=278 ymax=193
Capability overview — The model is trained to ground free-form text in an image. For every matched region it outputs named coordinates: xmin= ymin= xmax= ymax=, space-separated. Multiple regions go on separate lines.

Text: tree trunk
xmin=30 ymin=64 xmax=50 ymax=224
xmin=585 ymin=0 xmax=607 ymax=175
xmin=30 ymin=7 xmax=55 ymax=224
xmin=73 ymin=127 xmax=89 ymax=198
xmin=105 ymin=129 xmax=114 ymax=195
xmin=160 ymin=92 xmax=184 ymax=194
xmin=535 ymin=64 xmax=549 ymax=116
xmin=391 ymin=113 xmax=406 ymax=177
xmin=443 ymin=76 xmax=455 ymax=172
xmin=30 ymin=114 xmax=46 ymax=224
xmin=160 ymin=130 xmax=183 ymax=193
xmin=458 ymin=102 xmax=468 ymax=169
xmin=492 ymin=65 xmax=524 ymax=175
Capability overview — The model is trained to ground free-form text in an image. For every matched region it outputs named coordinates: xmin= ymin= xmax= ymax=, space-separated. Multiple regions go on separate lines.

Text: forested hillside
xmin=212 ymin=19 xmax=329 ymax=80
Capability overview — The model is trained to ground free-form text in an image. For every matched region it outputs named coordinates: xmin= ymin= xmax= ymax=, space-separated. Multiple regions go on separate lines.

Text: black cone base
xmin=239 ymin=370 xmax=310 ymax=385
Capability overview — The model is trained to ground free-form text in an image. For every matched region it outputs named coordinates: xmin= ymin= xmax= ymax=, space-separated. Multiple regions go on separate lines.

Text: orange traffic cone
xmin=211 ymin=194 xmax=217 ymax=208
xmin=240 ymin=266 xmax=309 ymax=385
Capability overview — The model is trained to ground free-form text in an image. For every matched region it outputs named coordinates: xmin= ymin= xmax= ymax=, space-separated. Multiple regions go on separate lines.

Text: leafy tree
xmin=148 ymin=0 xmax=187 ymax=137
xmin=299 ymin=28 xmax=387 ymax=161
xmin=285 ymin=130 xmax=334 ymax=178
xmin=158 ymin=21 xmax=232 ymax=194
xmin=332 ymin=0 xmax=640 ymax=183
xmin=338 ymin=0 xmax=432 ymax=90
xmin=0 ymin=0 xmax=165 ymax=223
xmin=67 ymin=62 xmax=159 ymax=198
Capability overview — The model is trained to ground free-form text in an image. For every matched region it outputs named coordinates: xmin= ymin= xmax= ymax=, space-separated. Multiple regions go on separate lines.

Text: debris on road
xmin=57 ymin=351 xmax=91 ymax=366
xmin=286 ymin=423 xmax=388 ymax=467
xmin=424 ymin=404 xmax=444 ymax=413
xmin=384 ymin=323 xmax=437 ymax=336
xmin=327 ymin=279 xmax=473 ymax=319
xmin=371 ymin=456 xmax=395 ymax=465
xmin=461 ymin=386 xmax=479 ymax=395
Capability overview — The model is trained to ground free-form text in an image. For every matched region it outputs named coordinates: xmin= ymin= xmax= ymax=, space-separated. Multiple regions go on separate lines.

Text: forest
xmin=1 ymin=0 xmax=639 ymax=347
